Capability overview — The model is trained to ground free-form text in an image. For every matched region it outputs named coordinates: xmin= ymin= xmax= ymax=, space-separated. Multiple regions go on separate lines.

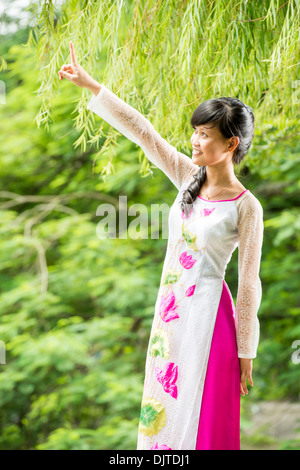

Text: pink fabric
xmin=196 ymin=280 xmax=240 ymax=450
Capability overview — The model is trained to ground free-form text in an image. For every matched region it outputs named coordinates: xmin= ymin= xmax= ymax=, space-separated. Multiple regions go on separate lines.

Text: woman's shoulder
xmin=236 ymin=189 xmax=264 ymax=216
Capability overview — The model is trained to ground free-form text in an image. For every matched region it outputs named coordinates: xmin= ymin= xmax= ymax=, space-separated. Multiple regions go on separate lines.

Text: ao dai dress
xmin=87 ymin=85 xmax=264 ymax=451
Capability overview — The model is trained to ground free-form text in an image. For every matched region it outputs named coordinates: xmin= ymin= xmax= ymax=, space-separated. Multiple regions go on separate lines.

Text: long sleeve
xmin=87 ymin=85 xmax=198 ymax=190
xmin=235 ymin=194 xmax=264 ymax=359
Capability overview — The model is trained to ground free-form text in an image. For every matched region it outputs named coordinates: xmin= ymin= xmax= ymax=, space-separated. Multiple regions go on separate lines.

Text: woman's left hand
xmin=239 ymin=358 xmax=253 ymax=396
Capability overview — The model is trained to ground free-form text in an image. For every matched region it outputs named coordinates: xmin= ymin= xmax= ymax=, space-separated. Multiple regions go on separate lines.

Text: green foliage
xmin=0 ymin=0 xmax=299 ymax=450
xmin=279 ymin=438 xmax=300 ymax=450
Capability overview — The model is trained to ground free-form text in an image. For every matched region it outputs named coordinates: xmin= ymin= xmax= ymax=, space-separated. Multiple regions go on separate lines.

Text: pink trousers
xmin=196 ymin=280 xmax=240 ymax=450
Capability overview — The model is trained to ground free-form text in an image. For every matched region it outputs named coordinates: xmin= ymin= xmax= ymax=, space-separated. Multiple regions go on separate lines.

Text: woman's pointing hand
xmin=58 ymin=41 xmax=98 ymax=91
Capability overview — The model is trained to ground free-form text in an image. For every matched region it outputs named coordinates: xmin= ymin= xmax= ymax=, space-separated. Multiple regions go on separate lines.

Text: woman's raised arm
xmin=58 ymin=42 xmax=198 ymax=191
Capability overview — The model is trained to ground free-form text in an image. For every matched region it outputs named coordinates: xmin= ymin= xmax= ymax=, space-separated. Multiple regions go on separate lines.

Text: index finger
xmin=69 ymin=41 xmax=77 ymax=65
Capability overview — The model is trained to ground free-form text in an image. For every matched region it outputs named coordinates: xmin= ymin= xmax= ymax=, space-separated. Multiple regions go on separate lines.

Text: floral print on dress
xmin=181 ymin=205 xmax=215 ymax=220
xmin=185 ymin=285 xmax=196 ymax=297
xmin=179 ymin=251 xmax=197 ymax=269
xmin=151 ymin=442 xmax=172 ymax=450
xmin=199 ymin=207 xmax=215 ymax=217
xmin=149 ymin=329 xmax=170 ymax=359
xmin=139 ymin=205 xmax=214 ymax=445
xmin=181 ymin=207 xmax=193 ymax=219
xmin=161 ymin=268 xmax=181 ymax=285
xmin=181 ymin=223 xmax=198 ymax=251
xmin=139 ymin=398 xmax=167 ymax=437
xmin=155 ymin=362 xmax=178 ymax=399
xmin=159 ymin=291 xmax=180 ymax=323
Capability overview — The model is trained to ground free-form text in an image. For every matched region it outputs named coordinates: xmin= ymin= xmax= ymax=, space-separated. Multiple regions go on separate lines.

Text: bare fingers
xmin=58 ymin=64 xmax=73 ymax=80
xmin=240 ymin=374 xmax=248 ymax=396
xmin=240 ymin=372 xmax=254 ymax=396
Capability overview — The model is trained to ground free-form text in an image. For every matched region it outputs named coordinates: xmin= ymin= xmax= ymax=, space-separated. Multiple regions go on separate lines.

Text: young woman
xmin=58 ymin=41 xmax=264 ymax=450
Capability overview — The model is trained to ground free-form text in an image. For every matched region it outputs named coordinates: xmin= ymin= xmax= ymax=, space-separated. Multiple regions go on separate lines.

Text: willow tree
xmin=23 ymin=0 xmax=299 ymax=180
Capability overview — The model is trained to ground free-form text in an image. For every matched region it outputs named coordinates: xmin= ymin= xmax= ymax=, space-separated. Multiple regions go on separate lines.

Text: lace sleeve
xmin=235 ymin=193 xmax=264 ymax=359
xmin=87 ymin=85 xmax=198 ymax=190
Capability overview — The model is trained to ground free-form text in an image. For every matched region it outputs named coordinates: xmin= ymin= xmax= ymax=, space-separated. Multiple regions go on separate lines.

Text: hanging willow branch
xmin=27 ymin=0 xmax=300 ymax=179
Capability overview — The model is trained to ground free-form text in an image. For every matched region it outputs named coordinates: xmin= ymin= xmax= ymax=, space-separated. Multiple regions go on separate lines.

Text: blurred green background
xmin=0 ymin=0 xmax=299 ymax=450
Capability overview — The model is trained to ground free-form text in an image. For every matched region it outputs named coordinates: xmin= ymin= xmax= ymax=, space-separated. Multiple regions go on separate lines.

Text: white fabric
xmin=87 ymin=85 xmax=264 ymax=449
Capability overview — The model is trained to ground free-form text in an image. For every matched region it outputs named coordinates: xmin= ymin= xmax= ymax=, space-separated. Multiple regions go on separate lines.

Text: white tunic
xmin=87 ymin=85 xmax=264 ymax=450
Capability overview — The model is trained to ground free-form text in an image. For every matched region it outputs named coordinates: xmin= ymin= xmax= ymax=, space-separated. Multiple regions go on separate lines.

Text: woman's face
xmin=190 ymin=124 xmax=238 ymax=166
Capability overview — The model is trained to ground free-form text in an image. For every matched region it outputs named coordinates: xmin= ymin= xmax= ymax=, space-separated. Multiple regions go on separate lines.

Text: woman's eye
xmin=194 ymin=129 xmax=207 ymax=137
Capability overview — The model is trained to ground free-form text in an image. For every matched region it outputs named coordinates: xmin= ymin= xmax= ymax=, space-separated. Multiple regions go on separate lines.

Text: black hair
xmin=179 ymin=97 xmax=255 ymax=217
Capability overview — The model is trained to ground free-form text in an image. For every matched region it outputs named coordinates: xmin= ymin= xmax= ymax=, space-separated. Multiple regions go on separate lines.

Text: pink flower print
xmin=151 ymin=442 xmax=172 ymax=450
xmin=199 ymin=207 xmax=215 ymax=217
xmin=185 ymin=285 xmax=196 ymax=297
xmin=179 ymin=251 xmax=197 ymax=269
xmin=155 ymin=362 xmax=178 ymax=399
xmin=181 ymin=208 xmax=193 ymax=219
xmin=159 ymin=292 xmax=179 ymax=323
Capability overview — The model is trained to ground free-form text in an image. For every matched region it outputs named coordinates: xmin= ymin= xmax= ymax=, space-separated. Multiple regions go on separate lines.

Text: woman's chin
xmin=192 ymin=153 xmax=203 ymax=164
